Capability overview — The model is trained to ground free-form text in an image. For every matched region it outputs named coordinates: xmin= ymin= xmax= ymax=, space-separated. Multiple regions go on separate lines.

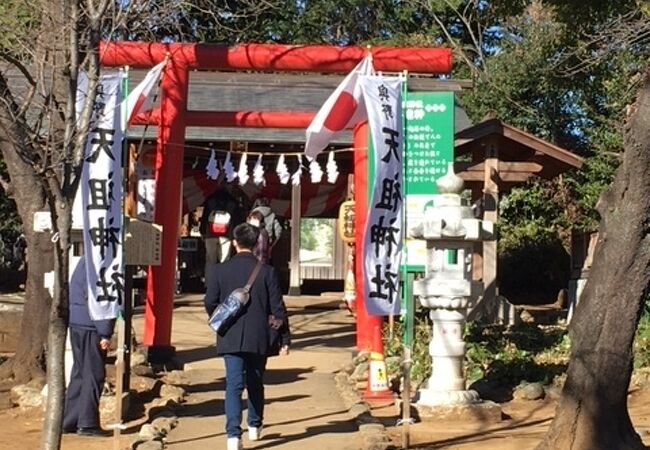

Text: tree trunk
xmin=0 ymin=74 xmax=52 ymax=384
xmin=41 ymin=205 xmax=71 ymax=450
xmin=536 ymin=73 xmax=650 ymax=450
xmin=0 ymin=231 xmax=53 ymax=383
xmin=41 ymin=293 xmax=67 ymax=450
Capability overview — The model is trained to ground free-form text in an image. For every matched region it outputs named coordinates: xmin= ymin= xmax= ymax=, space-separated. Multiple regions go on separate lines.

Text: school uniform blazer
xmin=204 ymin=251 xmax=286 ymax=355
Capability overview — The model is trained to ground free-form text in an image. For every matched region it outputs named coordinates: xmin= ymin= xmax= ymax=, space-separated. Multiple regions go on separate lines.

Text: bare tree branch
xmin=0 ymin=53 xmax=38 ymax=117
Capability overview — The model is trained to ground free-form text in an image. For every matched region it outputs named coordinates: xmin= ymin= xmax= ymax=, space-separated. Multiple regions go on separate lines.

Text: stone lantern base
xmin=415 ymin=384 xmax=502 ymax=423
xmin=414 ymin=400 xmax=503 ymax=423
xmin=417 ymin=388 xmax=480 ymax=406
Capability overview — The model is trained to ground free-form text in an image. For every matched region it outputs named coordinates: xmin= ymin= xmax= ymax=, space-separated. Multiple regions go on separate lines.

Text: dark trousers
xmin=223 ymin=353 xmax=267 ymax=438
xmin=63 ymin=328 xmax=106 ymax=430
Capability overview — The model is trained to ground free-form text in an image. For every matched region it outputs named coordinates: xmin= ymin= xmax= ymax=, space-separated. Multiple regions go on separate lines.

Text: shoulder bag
xmin=208 ymin=260 xmax=263 ymax=334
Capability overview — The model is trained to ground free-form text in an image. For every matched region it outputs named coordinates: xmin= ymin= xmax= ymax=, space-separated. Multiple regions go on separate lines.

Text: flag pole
xmin=399 ymin=69 xmax=414 ymax=450
xmin=111 ymin=66 xmax=130 ymax=450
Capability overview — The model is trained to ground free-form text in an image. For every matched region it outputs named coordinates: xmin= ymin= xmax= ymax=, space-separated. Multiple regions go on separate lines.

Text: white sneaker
xmin=227 ymin=437 xmax=243 ymax=450
xmin=248 ymin=425 xmax=263 ymax=441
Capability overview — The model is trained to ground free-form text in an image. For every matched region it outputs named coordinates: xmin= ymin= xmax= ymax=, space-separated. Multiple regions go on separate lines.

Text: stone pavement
xmin=134 ymin=293 xmax=361 ymax=449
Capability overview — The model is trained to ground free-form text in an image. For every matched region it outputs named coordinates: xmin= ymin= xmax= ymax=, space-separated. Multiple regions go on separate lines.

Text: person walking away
xmin=62 ymin=258 xmax=114 ymax=437
xmin=246 ymin=211 xmax=270 ymax=264
xmin=204 ymin=223 xmax=289 ymax=450
xmin=201 ymin=189 xmax=240 ymax=287
xmin=251 ymin=197 xmax=283 ymax=250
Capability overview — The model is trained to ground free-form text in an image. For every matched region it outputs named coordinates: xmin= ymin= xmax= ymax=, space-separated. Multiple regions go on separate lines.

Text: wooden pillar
xmin=482 ymin=140 xmax=499 ymax=310
xmin=288 ymin=182 xmax=301 ymax=295
xmin=470 ymin=185 xmax=483 ymax=283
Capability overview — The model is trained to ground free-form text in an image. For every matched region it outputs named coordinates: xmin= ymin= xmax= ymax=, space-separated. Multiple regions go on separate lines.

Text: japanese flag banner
xmin=80 ymin=73 xmax=125 ymax=320
xmin=305 ymin=55 xmax=374 ymax=159
xmin=359 ymin=75 xmax=404 ymax=316
xmin=125 ymin=60 xmax=166 ymax=125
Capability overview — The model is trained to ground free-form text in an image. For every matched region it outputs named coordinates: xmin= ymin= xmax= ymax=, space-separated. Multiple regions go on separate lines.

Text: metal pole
xmin=400 ymin=271 xmax=415 ymax=449
xmin=399 ymin=71 xmax=413 ymax=449
xmin=112 ymin=311 xmax=126 ymax=449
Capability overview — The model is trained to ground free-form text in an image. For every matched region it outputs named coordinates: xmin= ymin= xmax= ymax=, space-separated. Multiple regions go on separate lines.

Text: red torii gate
xmin=100 ymin=41 xmax=452 ymax=362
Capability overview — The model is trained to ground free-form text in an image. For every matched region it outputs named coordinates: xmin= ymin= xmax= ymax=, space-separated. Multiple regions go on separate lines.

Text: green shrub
xmin=466 ymin=322 xmax=570 ymax=388
xmin=385 ymin=317 xmax=571 ymax=391
xmin=383 ymin=313 xmax=431 ymax=385
xmin=382 ymin=293 xmax=650 ymax=396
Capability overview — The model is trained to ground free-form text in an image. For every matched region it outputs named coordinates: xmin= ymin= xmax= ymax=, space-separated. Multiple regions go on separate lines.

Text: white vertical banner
xmin=80 ymin=73 xmax=125 ymax=320
xmin=360 ymin=75 xmax=404 ymax=316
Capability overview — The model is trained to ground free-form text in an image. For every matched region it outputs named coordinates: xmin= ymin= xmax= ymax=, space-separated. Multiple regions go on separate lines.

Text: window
xmin=447 ymin=248 xmax=458 ymax=265
xmin=300 ymin=218 xmax=335 ymax=265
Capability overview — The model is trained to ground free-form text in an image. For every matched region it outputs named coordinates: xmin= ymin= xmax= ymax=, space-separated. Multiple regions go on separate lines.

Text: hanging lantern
xmin=338 ymin=200 xmax=355 ymax=243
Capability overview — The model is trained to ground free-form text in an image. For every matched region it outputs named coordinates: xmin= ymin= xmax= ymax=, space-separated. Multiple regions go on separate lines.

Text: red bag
xmin=209 ymin=210 xmax=231 ymax=236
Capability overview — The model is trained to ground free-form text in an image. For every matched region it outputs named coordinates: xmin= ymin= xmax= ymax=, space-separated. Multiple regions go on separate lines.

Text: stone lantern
xmin=409 ymin=163 xmax=496 ymax=414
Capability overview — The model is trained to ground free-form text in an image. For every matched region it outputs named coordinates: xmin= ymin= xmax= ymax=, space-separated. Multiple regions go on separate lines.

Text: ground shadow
xmin=171 ymin=367 xmax=314 ymax=388
xmin=172 ymin=394 xmax=312 ymax=421
xmin=180 ymin=379 xmax=226 ymax=394
xmin=167 ymin=431 xmax=225 ymax=446
xmin=251 ymin=419 xmax=357 ymax=449
xmin=290 ymin=332 xmax=355 ymax=351
xmin=410 ymin=416 xmax=553 ymax=448
xmin=174 ymin=346 xmax=218 ymax=367
xmin=288 ymin=321 xmax=356 ymax=350
xmin=174 ymin=398 xmax=223 ymax=418
xmin=265 ymin=367 xmax=315 ymax=385
xmin=290 ymin=324 xmax=354 ymax=340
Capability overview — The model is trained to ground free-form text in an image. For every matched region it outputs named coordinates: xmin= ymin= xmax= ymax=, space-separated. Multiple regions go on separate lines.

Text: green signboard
xmin=403 ymin=91 xmax=455 ymax=270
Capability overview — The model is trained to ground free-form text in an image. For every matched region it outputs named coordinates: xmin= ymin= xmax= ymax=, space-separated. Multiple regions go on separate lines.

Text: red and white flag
xmin=305 ymin=55 xmax=375 ymax=158
xmin=125 ymin=60 xmax=166 ymax=125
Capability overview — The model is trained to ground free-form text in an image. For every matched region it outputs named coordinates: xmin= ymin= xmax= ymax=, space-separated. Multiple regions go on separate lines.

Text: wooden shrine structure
xmin=454 ymin=118 xmax=584 ymax=316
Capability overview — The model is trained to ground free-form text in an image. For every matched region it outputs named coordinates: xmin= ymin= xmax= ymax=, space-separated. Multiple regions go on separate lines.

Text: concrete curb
xmin=334 ymin=370 xmax=393 ymax=450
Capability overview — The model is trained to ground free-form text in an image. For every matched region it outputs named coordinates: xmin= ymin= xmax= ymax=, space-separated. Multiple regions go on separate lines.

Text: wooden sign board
xmin=124 ymin=218 xmax=163 ymax=266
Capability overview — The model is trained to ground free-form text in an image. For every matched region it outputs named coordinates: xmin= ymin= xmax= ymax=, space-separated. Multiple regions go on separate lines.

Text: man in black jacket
xmin=201 ymin=189 xmax=243 ymax=287
xmin=62 ymin=258 xmax=114 ymax=436
xmin=204 ymin=223 xmax=287 ymax=450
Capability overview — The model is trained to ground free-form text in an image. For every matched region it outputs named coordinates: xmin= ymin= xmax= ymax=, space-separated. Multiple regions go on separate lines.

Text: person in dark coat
xmin=246 ymin=211 xmax=270 ymax=264
xmin=62 ymin=258 xmax=114 ymax=437
xmin=201 ymin=189 xmax=243 ymax=287
xmin=204 ymin=223 xmax=288 ymax=450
